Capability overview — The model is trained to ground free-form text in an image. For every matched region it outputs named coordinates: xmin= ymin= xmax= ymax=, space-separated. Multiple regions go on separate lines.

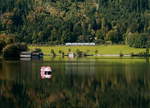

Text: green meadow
xmin=29 ymin=45 xmax=146 ymax=55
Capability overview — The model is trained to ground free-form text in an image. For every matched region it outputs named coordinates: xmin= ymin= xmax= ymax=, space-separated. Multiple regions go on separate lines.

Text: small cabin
xmin=20 ymin=52 xmax=32 ymax=58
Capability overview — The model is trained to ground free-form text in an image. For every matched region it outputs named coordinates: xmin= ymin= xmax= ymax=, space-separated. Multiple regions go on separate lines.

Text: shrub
xmin=76 ymin=49 xmax=86 ymax=57
xmin=58 ymin=50 xmax=62 ymax=54
xmin=32 ymin=48 xmax=42 ymax=53
xmin=130 ymin=52 xmax=134 ymax=56
xmin=18 ymin=43 xmax=28 ymax=51
xmin=61 ymin=52 xmax=65 ymax=57
xmin=50 ymin=49 xmax=56 ymax=57
xmin=119 ymin=52 xmax=123 ymax=57
xmin=3 ymin=43 xmax=28 ymax=59
xmin=95 ymin=50 xmax=98 ymax=55
xmin=76 ymin=49 xmax=82 ymax=57
xmin=68 ymin=48 xmax=71 ymax=52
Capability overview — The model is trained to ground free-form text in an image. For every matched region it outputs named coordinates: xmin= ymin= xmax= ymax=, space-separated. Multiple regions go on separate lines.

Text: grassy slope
xmin=29 ymin=45 xmax=145 ymax=55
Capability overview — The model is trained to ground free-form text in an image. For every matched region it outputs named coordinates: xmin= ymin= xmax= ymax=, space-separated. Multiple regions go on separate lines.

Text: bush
xmin=32 ymin=48 xmax=42 ymax=53
xmin=95 ymin=50 xmax=98 ymax=55
xmin=3 ymin=43 xmax=28 ymax=59
xmin=119 ymin=52 xmax=123 ymax=57
xmin=18 ymin=43 xmax=28 ymax=51
xmin=76 ymin=49 xmax=86 ymax=57
xmin=68 ymin=48 xmax=71 ymax=52
xmin=126 ymin=32 xmax=148 ymax=48
xmin=50 ymin=49 xmax=56 ymax=57
xmin=58 ymin=50 xmax=62 ymax=54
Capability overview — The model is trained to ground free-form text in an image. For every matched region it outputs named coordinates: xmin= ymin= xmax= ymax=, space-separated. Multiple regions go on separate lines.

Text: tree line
xmin=1 ymin=0 xmax=150 ymax=47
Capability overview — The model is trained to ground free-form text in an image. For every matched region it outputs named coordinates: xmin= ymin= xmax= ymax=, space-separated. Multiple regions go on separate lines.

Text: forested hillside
xmin=1 ymin=0 xmax=150 ymax=47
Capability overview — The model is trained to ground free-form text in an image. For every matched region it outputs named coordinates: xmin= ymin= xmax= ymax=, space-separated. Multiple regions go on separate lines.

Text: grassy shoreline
xmin=29 ymin=45 xmax=146 ymax=55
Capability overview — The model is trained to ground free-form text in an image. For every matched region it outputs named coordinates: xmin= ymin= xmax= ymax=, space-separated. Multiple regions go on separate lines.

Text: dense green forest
xmin=1 ymin=0 xmax=150 ymax=47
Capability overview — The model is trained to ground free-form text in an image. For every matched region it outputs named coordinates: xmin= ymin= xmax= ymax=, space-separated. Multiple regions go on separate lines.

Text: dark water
xmin=0 ymin=57 xmax=150 ymax=108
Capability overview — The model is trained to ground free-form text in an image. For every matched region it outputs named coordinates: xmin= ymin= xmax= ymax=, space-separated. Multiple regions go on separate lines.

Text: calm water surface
xmin=0 ymin=57 xmax=150 ymax=108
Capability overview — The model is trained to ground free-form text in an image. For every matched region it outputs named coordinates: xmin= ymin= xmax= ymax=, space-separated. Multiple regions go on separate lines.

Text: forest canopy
xmin=0 ymin=0 xmax=150 ymax=47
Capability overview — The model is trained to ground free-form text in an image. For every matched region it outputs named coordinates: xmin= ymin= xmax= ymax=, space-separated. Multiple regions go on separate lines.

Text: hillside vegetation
xmin=1 ymin=0 xmax=150 ymax=48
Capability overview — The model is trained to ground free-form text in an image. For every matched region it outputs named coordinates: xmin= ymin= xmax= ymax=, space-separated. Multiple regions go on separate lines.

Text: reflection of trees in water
xmin=1 ymin=73 xmax=150 ymax=108
xmin=1 ymin=61 xmax=150 ymax=107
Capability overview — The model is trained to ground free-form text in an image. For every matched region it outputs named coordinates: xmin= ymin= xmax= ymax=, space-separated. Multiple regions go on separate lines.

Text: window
xmin=45 ymin=71 xmax=51 ymax=75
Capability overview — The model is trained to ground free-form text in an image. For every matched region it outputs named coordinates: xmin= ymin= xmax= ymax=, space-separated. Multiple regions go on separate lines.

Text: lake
xmin=0 ymin=57 xmax=150 ymax=108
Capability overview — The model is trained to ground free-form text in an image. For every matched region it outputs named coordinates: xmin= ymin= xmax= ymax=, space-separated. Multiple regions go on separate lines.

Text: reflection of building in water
xmin=65 ymin=60 xmax=95 ymax=75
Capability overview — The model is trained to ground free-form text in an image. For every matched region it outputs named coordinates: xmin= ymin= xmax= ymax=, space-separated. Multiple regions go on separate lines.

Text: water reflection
xmin=0 ymin=58 xmax=150 ymax=108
